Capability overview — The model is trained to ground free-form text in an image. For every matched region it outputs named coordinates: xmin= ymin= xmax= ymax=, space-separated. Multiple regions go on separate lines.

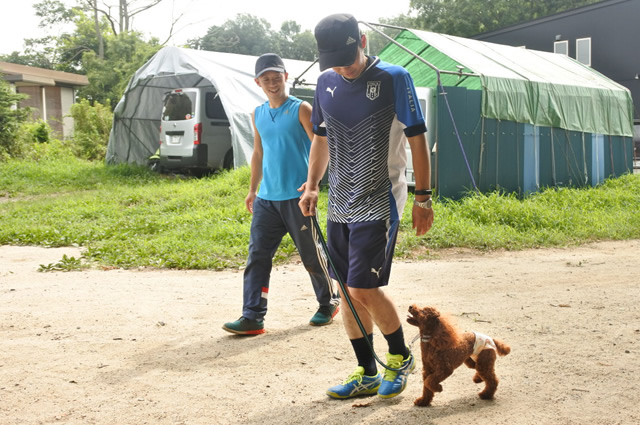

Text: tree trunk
xmin=120 ymin=0 xmax=130 ymax=32
xmin=93 ymin=0 xmax=104 ymax=59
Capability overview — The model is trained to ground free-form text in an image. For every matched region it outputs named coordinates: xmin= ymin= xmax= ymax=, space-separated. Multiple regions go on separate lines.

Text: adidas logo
xmin=346 ymin=36 xmax=357 ymax=46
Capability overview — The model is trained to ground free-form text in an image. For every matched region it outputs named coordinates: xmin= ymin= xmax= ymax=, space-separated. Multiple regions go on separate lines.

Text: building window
xmin=576 ymin=37 xmax=591 ymax=66
xmin=554 ymin=40 xmax=568 ymax=56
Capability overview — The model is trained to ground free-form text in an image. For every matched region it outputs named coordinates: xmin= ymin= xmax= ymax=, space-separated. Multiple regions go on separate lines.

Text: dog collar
xmin=421 ymin=335 xmax=431 ymax=342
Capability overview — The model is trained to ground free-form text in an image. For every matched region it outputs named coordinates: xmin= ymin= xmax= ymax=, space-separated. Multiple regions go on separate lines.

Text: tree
xmin=2 ymin=1 xmax=161 ymax=109
xmin=274 ymin=21 xmax=316 ymax=61
xmin=0 ymin=50 xmax=56 ymax=70
xmin=0 ymin=0 xmax=79 ymax=69
xmin=192 ymin=14 xmax=276 ymax=56
xmin=190 ymin=14 xmax=318 ymax=62
xmin=408 ymin=0 xmax=601 ymax=36
xmin=0 ymin=79 xmax=29 ymax=160
xmin=364 ymin=15 xmax=420 ymax=55
xmin=79 ymin=31 xmax=160 ymax=106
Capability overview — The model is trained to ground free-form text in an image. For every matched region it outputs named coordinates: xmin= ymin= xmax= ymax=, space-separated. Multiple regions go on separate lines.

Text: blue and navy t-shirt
xmin=312 ymin=57 xmax=426 ymax=223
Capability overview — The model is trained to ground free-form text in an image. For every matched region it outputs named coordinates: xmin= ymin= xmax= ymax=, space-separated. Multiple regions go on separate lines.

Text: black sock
xmin=350 ymin=334 xmax=377 ymax=376
xmin=383 ymin=326 xmax=409 ymax=358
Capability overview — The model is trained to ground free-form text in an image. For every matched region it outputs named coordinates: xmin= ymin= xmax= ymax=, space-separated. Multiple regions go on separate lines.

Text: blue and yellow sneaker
xmin=326 ymin=366 xmax=382 ymax=399
xmin=377 ymin=352 xmax=415 ymax=399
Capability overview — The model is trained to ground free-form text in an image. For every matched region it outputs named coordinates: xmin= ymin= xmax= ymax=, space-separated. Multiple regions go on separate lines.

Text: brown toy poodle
xmin=406 ymin=304 xmax=511 ymax=406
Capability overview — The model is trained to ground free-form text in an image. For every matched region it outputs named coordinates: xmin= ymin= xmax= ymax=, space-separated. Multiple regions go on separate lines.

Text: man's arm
xmin=246 ymin=111 xmax=263 ymax=214
xmin=299 ymin=133 xmax=329 ymax=216
xmin=298 ymin=101 xmax=314 ymax=142
xmin=407 ymin=133 xmax=434 ymax=235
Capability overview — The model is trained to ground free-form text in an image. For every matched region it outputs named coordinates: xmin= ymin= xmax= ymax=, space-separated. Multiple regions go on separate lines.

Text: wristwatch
xmin=414 ymin=198 xmax=432 ymax=209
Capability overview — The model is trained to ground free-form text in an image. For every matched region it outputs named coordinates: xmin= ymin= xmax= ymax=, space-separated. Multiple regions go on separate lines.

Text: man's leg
xmin=325 ymin=221 xmax=382 ymax=398
xmin=242 ymin=198 xmax=287 ymax=319
xmin=223 ymin=198 xmax=286 ymax=335
xmin=279 ymin=200 xmax=337 ymax=311
xmin=331 ymin=219 xmax=414 ymax=398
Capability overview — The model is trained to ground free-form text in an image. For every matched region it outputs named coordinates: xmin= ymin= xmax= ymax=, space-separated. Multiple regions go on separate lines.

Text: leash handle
xmin=310 ymin=215 xmax=408 ymax=372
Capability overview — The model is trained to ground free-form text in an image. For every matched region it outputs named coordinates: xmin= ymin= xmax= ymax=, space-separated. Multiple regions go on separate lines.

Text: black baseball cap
xmin=255 ymin=53 xmax=286 ymax=78
xmin=314 ymin=13 xmax=360 ymax=71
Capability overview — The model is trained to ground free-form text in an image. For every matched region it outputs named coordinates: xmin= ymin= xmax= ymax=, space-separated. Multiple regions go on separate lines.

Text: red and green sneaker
xmin=222 ymin=317 xmax=265 ymax=335
xmin=309 ymin=303 xmax=340 ymax=326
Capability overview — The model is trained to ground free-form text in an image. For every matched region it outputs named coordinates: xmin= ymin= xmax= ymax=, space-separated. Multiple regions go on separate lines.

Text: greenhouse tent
xmin=106 ymin=46 xmax=320 ymax=167
xmin=373 ymin=28 xmax=635 ymax=198
xmin=379 ymin=29 xmax=634 ymax=137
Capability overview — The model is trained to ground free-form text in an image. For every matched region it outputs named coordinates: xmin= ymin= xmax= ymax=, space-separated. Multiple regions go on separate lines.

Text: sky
xmin=0 ymin=0 xmax=412 ymax=55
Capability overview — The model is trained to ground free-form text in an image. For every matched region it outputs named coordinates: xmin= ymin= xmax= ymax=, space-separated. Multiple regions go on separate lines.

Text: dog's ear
xmin=432 ymin=312 xmax=461 ymax=350
xmin=424 ymin=306 xmax=440 ymax=319
xmin=426 ymin=315 xmax=439 ymax=328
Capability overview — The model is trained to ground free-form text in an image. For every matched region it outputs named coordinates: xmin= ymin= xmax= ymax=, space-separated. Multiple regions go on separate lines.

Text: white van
xmin=159 ymin=87 xmax=233 ymax=174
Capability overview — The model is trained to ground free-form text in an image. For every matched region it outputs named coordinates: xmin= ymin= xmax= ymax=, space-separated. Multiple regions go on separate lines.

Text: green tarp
xmin=378 ymin=29 xmax=634 ymax=137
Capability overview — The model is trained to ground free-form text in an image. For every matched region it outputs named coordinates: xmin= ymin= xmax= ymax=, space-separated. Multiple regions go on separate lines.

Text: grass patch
xmin=2 ymin=158 xmax=639 ymax=269
xmin=396 ymin=174 xmax=640 ymax=258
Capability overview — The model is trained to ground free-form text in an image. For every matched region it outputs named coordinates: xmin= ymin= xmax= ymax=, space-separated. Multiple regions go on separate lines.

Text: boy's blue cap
xmin=255 ymin=53 xmax=286 ymax=78
xmin=315 ymin=14 xmax=360 ymax=71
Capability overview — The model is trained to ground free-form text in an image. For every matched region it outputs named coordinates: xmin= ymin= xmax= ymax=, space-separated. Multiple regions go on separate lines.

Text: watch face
xmin=415 ymin=199 xmax=432 ymax=208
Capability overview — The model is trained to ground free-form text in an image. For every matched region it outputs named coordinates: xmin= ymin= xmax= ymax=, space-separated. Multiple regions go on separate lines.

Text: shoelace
xmin=343 ymin=371 xmax=364 ymax=385
xmin=383 ymin=358 xmax=403 ymax=381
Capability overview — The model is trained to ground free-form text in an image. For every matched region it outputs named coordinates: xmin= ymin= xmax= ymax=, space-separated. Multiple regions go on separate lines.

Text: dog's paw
xmin=478 ymin=390 xmax=495 ymax=400
xmin=414 ymin=396 xmax=432 ymax=407
xmin=472 ymin=373 xmax=483 ymax=383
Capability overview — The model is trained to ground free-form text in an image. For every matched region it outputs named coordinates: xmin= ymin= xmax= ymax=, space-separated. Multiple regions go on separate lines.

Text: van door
xmin=201 ymin=90 xmax=233 ymax=169
xmin=159 ymin=89 xmax=206 ymax=169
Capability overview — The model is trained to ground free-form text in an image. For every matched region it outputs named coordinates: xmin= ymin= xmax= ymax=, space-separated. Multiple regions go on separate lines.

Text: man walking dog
xmin=299 ymin=14 xmax=434 ymax=399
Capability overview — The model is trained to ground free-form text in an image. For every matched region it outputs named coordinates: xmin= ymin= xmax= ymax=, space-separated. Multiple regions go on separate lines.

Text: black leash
xmin=311 ymin=215 xmax=410 ymax=372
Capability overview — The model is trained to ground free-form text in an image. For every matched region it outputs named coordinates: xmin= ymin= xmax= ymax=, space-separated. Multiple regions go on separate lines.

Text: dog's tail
xmin=494 ymin=339 xmax=511 ymax=356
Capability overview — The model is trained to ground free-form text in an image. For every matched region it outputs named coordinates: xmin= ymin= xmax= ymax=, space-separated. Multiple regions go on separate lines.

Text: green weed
xmin=38 ymin=254 xmax=86 ymax=272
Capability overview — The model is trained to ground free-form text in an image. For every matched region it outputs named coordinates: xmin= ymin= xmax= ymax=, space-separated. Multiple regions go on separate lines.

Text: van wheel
xmin=223 ymin=149 xmax=234 ymax=170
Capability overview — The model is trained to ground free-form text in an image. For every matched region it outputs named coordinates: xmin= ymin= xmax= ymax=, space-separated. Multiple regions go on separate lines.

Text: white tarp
xmin=106 ymin=46 xmax=320 ymax=167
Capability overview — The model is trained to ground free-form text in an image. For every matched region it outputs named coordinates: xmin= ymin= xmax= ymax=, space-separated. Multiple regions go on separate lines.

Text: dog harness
xmin=471 ymin=332 xmax=497 ymax=361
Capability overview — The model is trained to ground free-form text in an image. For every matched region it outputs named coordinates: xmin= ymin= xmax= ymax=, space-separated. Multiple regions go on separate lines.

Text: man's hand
xmin=298 ymin=187 xmax=319 ymax=217
xmin=245 ymin=192 xmax=257 ymax=214
xmin=412 ymin=204 xmax=434 ymax=236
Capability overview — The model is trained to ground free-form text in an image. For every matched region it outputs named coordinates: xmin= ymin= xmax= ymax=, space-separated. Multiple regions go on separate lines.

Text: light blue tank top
xmin=254 ymin=96 xmax=310 ymax=201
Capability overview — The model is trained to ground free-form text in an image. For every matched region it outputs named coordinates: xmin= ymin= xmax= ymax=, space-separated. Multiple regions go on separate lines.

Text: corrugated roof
xmin=378 ymin=29 xmax=634 ymax=136
xmin=0 ymin=61 xmax=89 ymax=86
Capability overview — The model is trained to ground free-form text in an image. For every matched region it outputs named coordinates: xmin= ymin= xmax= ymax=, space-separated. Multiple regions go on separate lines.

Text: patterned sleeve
xmin=311 ymin=75 xmax=327 ymax=136
xmin=392 ymin=68 xmax=427 ymax=137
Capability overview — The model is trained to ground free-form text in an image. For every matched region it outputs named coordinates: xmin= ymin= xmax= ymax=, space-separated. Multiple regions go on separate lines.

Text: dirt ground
xmin=1 ymin=240 xmax=639 ymax=425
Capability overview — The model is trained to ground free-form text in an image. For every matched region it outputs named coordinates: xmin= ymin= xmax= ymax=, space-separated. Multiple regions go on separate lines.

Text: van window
xmin=205 ymin=92 xmax=228 ymax=120
xmin=163 ymin=92 xmax=196 ymax=121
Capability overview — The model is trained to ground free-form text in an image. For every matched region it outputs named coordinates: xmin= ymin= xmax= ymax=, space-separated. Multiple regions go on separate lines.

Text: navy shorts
xmin=326 ymin=219 xmax=400 ymax=289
